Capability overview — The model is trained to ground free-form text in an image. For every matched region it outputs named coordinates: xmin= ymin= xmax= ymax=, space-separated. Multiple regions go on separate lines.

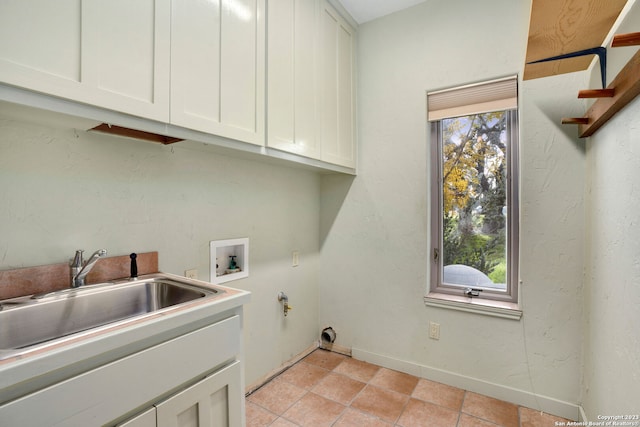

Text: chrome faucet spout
xmin=71 ymin=249 xmax=107 ymax=288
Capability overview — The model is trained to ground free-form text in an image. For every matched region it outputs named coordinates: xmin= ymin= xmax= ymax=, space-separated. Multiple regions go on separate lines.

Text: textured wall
xmin=320 ymin=0 xmax=585 ymax=411
xmin=582 ymin=0 xmax=640 ymax=417
xmin=0 ymin=116 xmax=321 ymax=386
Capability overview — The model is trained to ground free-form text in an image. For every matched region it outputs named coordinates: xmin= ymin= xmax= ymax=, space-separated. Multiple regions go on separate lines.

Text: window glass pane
xmin=441 ymin=111 xmax=508 ymax=291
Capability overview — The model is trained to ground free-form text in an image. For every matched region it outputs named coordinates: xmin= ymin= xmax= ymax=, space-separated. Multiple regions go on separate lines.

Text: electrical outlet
xmin=429 ymin=321 xmax=440 ymax=340
xmin=292 ymin=250 xmax=299 ymax=267
xmin=185 ymin=269 xmax=198 ymax=280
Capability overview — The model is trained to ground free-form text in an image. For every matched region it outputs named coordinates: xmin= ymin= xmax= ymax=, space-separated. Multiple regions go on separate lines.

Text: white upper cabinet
xmin=171 ymin=0 xmax=266 ymax=146
xmin=267 ymin=0 xmax=320 ymax=158
xmin=320 ymin=0 xmax=356 ymax=168
xmin=0 ymin=0 xmax=355 ymax=170
xmin=268 ymin=0 xmax=357 ymax=169
xmin=0 ymin=0 xmax=170 ymax=122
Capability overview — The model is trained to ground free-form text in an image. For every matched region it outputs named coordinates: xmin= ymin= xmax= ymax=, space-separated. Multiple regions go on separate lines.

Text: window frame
xmin=429 ymin=109 xmax=520 ymax=304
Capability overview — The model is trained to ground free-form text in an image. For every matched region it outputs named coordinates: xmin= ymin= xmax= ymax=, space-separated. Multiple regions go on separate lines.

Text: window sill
xmin=424 ymin=292 xmax=522 ymax=320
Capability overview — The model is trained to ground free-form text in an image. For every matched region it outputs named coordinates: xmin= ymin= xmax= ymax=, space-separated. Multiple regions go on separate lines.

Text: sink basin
xmin=0 ymin=275 xmax=223 ymax=357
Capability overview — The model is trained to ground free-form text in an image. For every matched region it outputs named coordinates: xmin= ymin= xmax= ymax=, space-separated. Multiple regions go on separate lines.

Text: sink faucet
xmin=70 ymin=249 xmax=107 ymax=288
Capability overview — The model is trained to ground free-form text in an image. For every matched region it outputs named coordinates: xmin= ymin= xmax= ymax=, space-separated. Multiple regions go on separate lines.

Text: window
xmin=428 ymin=77 xmax=519 ymax=304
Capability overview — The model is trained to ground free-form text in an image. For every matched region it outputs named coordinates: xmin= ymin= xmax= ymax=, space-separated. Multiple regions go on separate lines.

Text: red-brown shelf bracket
xmin=90 ymin=124 xmax=184 ymax=145
xmin=611 ymin=32 xmax=640 ymax=47
xmin=578 ymin=48 xmax=640 ymax=137
xmin=562 ymin=118 xmax=590 ymax=125
xmin=578 ymin=89 xmax=615 ymax=98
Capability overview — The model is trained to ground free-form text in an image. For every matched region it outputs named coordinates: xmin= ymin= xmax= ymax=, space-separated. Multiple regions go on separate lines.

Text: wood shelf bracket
xmin=575 ymin=47 xmax=640 ymax=137
xmin=578 ymin=89 xmax=615 ymax=98
xmin=611 ymin=32 xmax=640 ymax=47
xmin=561 ymin=118 xmax=589 ymax=125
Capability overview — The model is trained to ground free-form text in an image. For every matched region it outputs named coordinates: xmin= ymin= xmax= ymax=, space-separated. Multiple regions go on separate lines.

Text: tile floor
xmin=246 ymin=349 xmax=571 ymax=427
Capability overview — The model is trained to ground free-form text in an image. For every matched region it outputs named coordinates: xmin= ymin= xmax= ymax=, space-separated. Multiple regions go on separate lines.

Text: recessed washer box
xmin=210 ymin=238 xmax=249 ymax=284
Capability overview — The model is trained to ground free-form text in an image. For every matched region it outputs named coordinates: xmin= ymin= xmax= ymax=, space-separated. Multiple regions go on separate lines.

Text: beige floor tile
xmin=247 ymin=378 xmax=307 ymax=415
xmin=457 ymin=413 xmax=502 ymax=427
xmin=303 ymin=349 xmax=347 ymax=370
xmin=462 ymin=392 xmax=519 ymax=427
xmin=370 ymin=367 xmax=420 ymax=395
xmin=270 ymin=418 xmax=299 ymax=427
xmin=282 ymin=392 xmax=346 ymax=426
xmin=397 ymin=398 xmax=460 ymax=427
xmin=278 ymin=361 xmax=330 ymax=390
xmin=246 ymin=350 xmax=578 ymax=427
xmin=333 ymin=358 xmax=381 ymax=382
xmin=350 ymin=384 xmax=410 ymax=423
xmin=519 ymin=407 xmax=572 ymax=427
xmin=411 ymin=378 xmax=465 ymax=411
xmin=333 ymin=408 xmax=393 ymax=427
xmin=312 ymin=372 xmax=366 ymax=405
xmin=245 ymin=401 xmax=278 ymax=427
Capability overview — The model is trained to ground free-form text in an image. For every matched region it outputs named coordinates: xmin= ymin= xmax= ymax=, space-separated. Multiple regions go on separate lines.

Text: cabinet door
xmin=0 ymin=0 xmax=170 ymax=121
xmin=117 ymin=408 xmax=156 ymax=427
xmin=320 ymin=1 xmax=356 ymax=168
xmin=171 ymin=0 xmax=265 ymax=146
xmin=156 ymin=361 xmax=244 ymax=427
xmin=267 ymin=0 xmax=320 ymax=159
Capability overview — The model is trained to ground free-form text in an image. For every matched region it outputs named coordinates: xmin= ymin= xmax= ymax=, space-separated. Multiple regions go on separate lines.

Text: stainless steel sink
xmin=0 ymin=275 xmax=223 ymax=358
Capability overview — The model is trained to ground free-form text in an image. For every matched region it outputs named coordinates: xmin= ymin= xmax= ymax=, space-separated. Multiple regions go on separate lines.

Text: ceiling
xmin=339 ymin=0 xmax=427 ymax=24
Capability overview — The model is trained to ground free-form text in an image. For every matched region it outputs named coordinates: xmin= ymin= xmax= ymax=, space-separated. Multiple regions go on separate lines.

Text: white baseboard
xmin=319 ymin=341 xmax=352 ymax=356
xmin=245 ymin=342 xmax=318 ymax=396
xmin=352 ymin=347 xmax=581 ymax=421
xmin=579 ymin=405 xmax=588 ymax=422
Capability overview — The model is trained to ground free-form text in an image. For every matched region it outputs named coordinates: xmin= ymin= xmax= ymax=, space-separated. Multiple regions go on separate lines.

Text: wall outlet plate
xmin=429 ymin=321 xmax=440 ymax=340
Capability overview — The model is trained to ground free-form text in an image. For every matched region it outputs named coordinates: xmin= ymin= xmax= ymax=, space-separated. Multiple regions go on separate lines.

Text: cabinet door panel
xmin=320 ymin=1 xmax=356 ymax=168
xmin=118 ymin=407 xmax=156 ymax=427
xmin=83 ymin=0 xmax=170 ymax=121
xmin=157 ymin=361 xmax=243 ymax=427
xmin=0 ymin=0 xmax=82 ymax=88
xmin=0 ymin=0 xmax=170 ymax=122
xmin=267 ymin=0 xmax=319 ymax=158
xmin=171 ymin=0 xmax=265 ymax=146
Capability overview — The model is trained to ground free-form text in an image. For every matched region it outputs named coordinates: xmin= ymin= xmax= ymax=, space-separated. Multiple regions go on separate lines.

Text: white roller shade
xmin=427 ymin=76 xmax=518 ymax=121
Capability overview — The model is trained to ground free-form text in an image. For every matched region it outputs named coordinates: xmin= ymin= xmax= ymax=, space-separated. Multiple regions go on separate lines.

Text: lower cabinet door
xmin=118 ymin=407 xmax=156 ymax=427
xmin=156 ymin=361 xmax=244 ymax=427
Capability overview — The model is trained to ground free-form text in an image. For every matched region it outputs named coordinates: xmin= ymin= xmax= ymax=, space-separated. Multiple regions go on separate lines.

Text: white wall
xmin=582 ymin=0 xmax=640 ymax=418
xmin=320 ymin=0 xmax=586 ymax=417
xmin=0 ymin=115 xmax=321 ymax=386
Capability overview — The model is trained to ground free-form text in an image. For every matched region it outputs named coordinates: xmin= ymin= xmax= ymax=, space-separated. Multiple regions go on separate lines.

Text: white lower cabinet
xmin=119 ymin=408 xmax=156 ymax=427
xmin=119 ymin=362 xmax=243 ymax=427
xmin=0 ymin=315 xmax=244 ymax=427
xmin=157 ymin=362 xmax=243 ymax=427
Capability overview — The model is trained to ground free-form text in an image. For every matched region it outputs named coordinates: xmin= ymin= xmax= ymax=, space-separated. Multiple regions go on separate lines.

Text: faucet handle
xmin=130 ymin=253 xmax=138 ymax=279
xmin=71 ymin=250 xmax=84 ymax=268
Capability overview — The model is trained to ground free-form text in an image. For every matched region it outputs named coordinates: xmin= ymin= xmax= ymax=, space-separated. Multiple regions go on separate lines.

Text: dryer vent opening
xmin=321 ymin=327 xmax=336 ymax=343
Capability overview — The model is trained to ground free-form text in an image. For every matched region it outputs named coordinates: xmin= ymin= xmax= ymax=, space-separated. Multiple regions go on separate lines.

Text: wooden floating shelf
xmin=611 ymin=31 xmax=640 ymax=47
xmin=562 ymin=117 xmax=589 ymax=125
xmin=578 ymin=89 xmax=615 ymax=98
xmin=561 ymin=29 xmax=640 ymax=138
xmin=571 ymin=48 xmax=640 ymax=138
xmin=523 ymin=0 xmax=628 ymax=81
